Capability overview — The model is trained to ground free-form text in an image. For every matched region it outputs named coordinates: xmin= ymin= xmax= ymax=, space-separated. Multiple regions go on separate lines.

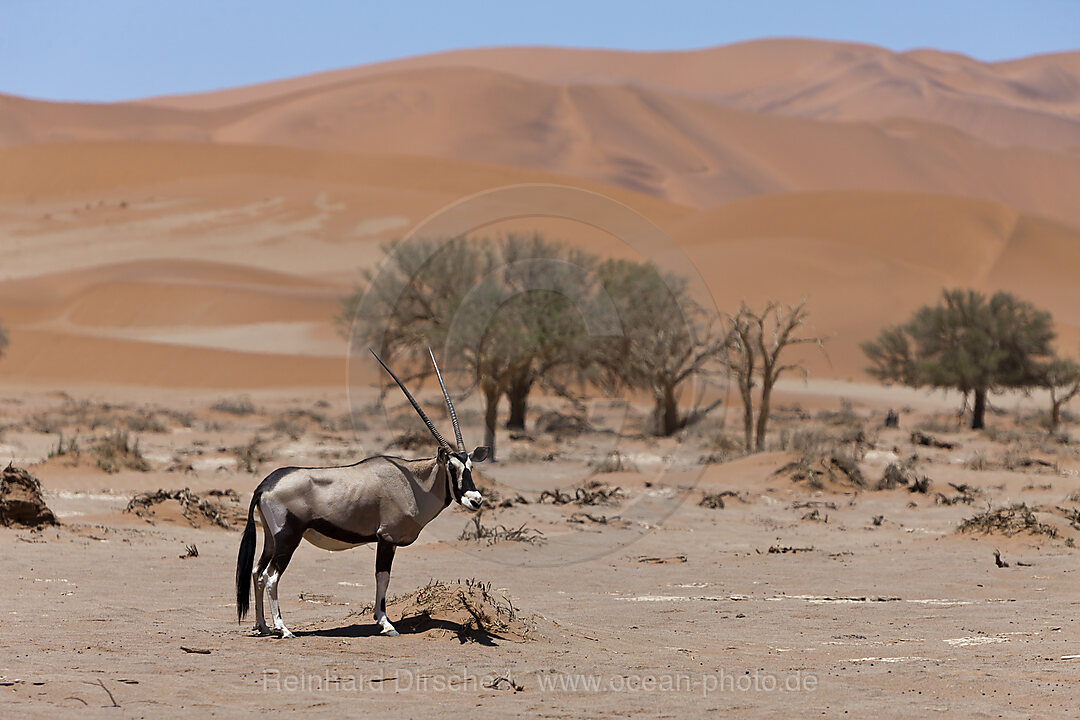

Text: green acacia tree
xmin=338 ymin=234 xmax=595 ymax=460
xmin=1042 ymin=357 xmax=1080 ymax=433
xmin=862 ymin=289 xmax=1055 ymax=430
xmin=593 ymin=259 xmax=727 ymax=437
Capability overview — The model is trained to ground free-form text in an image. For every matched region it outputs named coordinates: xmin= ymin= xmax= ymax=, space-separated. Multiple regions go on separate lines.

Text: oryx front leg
xmin=374 ymin=540 xmax=398 ymax=637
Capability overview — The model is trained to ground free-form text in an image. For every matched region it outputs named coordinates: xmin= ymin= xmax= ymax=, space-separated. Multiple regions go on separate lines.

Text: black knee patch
xmin=375 ymin=540 xmax=396 ymax=574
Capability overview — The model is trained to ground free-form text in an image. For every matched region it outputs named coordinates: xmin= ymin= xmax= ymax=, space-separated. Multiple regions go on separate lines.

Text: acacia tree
xmin=338 ymin=234 xmax=594 ymax=459
xmin=1042 ymin=357 xmax=1080 ymax=433
xmin=721 ymin=300 xmax=826 ymax=452
xmin=496 ymin=234 xmax=598 ymax=431
xmin=594 ymin=259 xmax=727 ymax=436
xmin=862 ymin=289 xmax=1055 ymax=430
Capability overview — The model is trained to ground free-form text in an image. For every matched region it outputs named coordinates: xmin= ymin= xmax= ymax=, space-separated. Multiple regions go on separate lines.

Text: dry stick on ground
xmin=85 ymin=679 xmax=120 ymax=708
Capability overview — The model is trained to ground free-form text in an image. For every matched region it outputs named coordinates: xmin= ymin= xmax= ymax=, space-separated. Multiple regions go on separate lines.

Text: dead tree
xmin=722 ymin=300 xmax=826 ymax=452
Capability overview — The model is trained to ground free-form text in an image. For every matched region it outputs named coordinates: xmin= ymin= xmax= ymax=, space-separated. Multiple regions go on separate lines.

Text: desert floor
xmin=1 ymin=380 xmax=1078 ymax=719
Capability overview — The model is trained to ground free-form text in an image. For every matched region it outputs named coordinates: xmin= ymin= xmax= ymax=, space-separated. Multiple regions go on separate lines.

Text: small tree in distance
xmin=862 ymin=289 xmax=1055 ymax=430
xmin=593 ymin=259 xmax=727 ymax=437
xmin=1042 ymin=357 xmax=1080 ymax=434
xmin=722 ymin=299 xmax=826 ymax=452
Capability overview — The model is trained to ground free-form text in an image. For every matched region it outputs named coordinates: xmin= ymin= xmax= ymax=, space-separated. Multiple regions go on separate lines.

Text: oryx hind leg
xmin=374 ymin=539 xmax=398 ymax=637
xmin=252 ymin=506 xmax=274 ymax=635
xmin=260 ymin=502 xmax=303 ymax=639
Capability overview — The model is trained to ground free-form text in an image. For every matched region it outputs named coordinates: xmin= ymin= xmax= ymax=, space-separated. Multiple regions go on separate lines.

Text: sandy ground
xmin=1 ymin=382 xmax=1078 ymax=718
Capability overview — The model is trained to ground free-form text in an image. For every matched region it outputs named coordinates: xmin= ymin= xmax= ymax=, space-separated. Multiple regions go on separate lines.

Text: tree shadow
xmin=296 ymin=612 xmax=504 ymax=645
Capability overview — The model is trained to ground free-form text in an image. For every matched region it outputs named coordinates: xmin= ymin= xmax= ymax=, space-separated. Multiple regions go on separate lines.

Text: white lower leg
xmin=253 ymin=569 xmax=270 ymax=633
xmin=374 ymin=571 xmax=398 ymax=636
xmin=266 ymin=569 xmax=295 ymax=639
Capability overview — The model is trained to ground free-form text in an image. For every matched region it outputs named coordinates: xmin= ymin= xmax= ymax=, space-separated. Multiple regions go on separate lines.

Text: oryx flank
xmin=235 ymin=349 xmax=489 ymax=638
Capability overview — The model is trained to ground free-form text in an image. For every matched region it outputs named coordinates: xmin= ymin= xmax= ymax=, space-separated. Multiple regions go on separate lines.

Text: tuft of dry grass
xmin=93 ymin=430 xmax=149 ymax=473
xmin=458 ymin=512 xmax=545 ymax=545
xmin=233 ymin=436 xmax=269 ymax=473
xmin=211 ymin=396 xmax=256 ymax=416
xmin=589 ymin=450 xmax=638 ymax=473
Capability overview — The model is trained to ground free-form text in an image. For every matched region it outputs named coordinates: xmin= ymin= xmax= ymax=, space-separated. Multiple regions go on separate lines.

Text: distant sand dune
xmin=1 ymin=39 xmax=1078 ymax=388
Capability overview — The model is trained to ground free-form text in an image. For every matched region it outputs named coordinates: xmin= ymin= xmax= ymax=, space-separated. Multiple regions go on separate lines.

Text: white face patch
xmin=449 ymin=455 xmax=482 ymax=509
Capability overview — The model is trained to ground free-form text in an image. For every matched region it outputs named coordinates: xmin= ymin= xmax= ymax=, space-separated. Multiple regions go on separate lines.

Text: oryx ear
xmin=470 ymin=446 xmax=490 ymax=463
xmin=437 ymin=445 xmax=450 ymax=464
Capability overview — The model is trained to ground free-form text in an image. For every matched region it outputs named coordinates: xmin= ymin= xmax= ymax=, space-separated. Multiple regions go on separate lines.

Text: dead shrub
xmin=93 ymin=430 xmax=149 ymax=473
xmin=126 ymin=488 xmax=244 ymax=528
xmin=211 ymin=396 xmax=256 ymax=416
xmin=958 ymin=504 xmax=1057 ymax=538
xmin=0 ymin=464 xmax=57 ymax=527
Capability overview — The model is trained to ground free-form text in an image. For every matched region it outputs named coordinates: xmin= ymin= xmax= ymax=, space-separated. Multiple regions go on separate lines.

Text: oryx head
xmin=371 ymin=348 xmax=490 ymax=511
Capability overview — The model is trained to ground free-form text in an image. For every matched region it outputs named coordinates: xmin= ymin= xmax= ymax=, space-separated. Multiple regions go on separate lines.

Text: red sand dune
xmin=0 ymin=39 xmax=1077 ymax=388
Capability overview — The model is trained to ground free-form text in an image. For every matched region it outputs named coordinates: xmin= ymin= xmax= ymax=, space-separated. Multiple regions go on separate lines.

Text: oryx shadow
xmin=297 ymin=612 xmax=503 ymax=646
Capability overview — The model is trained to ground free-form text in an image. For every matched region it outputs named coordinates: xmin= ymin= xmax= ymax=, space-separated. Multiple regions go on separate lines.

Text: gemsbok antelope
xmin=235 ymin=349 xmax=489 ymax=638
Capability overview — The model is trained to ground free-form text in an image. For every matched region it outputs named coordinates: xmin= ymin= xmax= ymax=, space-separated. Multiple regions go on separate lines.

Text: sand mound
xmin=773 ymin=453 xmax=865 ymax=491
xmin=0 ymin=464 xmax=57 ymax=528
xmin=357 ymin=579 xmax=537 ymax=643
xmin=125 ymin=488 xmax=245 ymax=529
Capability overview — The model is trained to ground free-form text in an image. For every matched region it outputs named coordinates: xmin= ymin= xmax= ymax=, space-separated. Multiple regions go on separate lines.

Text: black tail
xmin=235 ymin=490 xmax=260 ymax=623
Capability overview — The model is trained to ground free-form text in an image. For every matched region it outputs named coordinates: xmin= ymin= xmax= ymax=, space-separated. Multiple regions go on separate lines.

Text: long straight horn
xmin=429 ymin=348 xmax=465 ymax=452
xmin=370 ymin=349 xmax=451 ymax=449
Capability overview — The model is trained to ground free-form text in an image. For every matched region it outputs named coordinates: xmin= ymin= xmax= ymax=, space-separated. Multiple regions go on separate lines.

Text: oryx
xmin=235 ymin=349 xmax=488 ymax=638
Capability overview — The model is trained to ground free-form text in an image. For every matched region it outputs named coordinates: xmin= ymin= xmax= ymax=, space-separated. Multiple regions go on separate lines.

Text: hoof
xmin=279 ymin=631 xmax=297 ymax=639
xmin=381 ymin=627 xmax=400 ymax=637
xmin=253 ymin=625 xmax=273 ymax=636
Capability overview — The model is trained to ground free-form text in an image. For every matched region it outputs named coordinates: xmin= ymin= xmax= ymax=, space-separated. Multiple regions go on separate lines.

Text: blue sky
xmin=3 ymin=0 xmax=1078 ymax=102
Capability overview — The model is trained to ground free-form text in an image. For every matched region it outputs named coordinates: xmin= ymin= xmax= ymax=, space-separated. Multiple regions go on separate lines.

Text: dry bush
xmin=124 ymin=411 xmax=166 ymax=433
xmin=233 ymin=437 xmax=269 ymax=473
xmin=589 ymin=450 xmax=638 ymax=473
xmin=0 ymin=464 xmax=57 ymax=527
xmin=267 ymin=418 xmax=305 ymax=441
xmin=935 ymin=483 xmax=981 ymax=505
xmin=458 ymin=513 xmax=545 ymax=546
xmin=47 ymin=433 xmax=80 ymax=460
xmin=539 ymin=480 xmax=624 ymax=506
xmin=356 ymin=578 xmax=534 ymax=642
xmin=93 ymin=430 xmax=149 ymax=473
xmin=211 ymin=396 xmax=256 ymax=416
xmin=699 ymin=490 xmax=742 ymax=509
xmin=958 ymin=504 xmax=1057 ymax=538
xmin=126 ymin=488 xmax=244 ymax=528
xmin=774 ymin=451 xmax=865 ymax=490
